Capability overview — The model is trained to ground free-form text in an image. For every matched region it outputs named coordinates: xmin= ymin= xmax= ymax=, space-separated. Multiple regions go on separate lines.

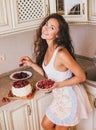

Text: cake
xmin=12 ymin=80 xmax=32 ymax=97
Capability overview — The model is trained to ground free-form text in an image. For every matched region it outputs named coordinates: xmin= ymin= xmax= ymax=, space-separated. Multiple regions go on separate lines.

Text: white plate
xmin=36 ymin=79 xmax=55 ymax=91
xmin=10 ymin=71 xmax=32 ymax=81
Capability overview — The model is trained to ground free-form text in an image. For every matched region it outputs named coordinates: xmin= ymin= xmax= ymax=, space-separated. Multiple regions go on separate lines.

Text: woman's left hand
xmin=48 ymin=82 xmax=61 ymax=91
xmin=53 ymin=82 xmax=61 ymax=89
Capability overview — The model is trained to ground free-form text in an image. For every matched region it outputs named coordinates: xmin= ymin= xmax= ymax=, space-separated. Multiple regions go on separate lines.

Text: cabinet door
xmin=3 ymin=100 xmax=34 ymax=130
xmin=0 ymin=0 xmax=12 ymax=33
xmin=49 ymin=0 xmax=87 ymax=22
xmin=93 ymin=98 xmax=96 ymax=130
xmin=89 ymin=0 xmax=96 ymax=21
xmin=10 ymin=0 xmax=49 ymax=30
xmin=32 ymin=91 xmax=53 ymax=130
xmin=76 ymin=94 xmax=94 ymax=130
xmin=0 ymin=111 xmax=6 ymax=130
xmin=76 ymin=112 xmax=94 ymax=130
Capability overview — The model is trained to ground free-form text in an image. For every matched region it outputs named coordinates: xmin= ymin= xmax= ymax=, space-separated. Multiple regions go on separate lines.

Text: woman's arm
xmin=20 ymin=56 xmax=45 ymax=76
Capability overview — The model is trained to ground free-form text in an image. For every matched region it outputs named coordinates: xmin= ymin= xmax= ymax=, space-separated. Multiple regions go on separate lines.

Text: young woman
xmin=20 ymin=13 xmax=92 ymax=130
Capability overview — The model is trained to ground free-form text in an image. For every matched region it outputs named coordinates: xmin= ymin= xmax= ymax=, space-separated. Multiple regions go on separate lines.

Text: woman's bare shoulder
xmin=58 ymin=47 xmax=71 ymax=59
xmin=57 ymin=47 xmax=76 ymax=67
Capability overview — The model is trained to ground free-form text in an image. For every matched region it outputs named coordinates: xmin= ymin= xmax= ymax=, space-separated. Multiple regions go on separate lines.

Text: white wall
xmin=0 ymin=30 xmax=37 ymax=74
xmin=70 ymin=24 xmax=96 ymax=57
xmin=0 ymin=24 xmax=96 ymax=74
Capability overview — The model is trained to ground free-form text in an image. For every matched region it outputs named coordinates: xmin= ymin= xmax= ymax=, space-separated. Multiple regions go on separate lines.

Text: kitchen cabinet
xmin=75 ymin=92 xmax=95 ymax=130
xmin=88 ymin=0 xmax=96 ymax=21
xmin=0 ymin=111 xmax=6 ymax=130
xmin=1 ymin=100 xmax=34 ymax=130
xmin=93 ymin=98 xmax=96 ymax=130
xmin=0 ymin=0 xmax=12 ymax=33
xmin=76 ymin=111 xmax=94 ymax=130
xmin=0 ymin=0 xmax=49 ymax=35
xmin=10 ymin=0 xmax=49 ymax=30
xmin=49 ymin=0 xmax=88 ymax=22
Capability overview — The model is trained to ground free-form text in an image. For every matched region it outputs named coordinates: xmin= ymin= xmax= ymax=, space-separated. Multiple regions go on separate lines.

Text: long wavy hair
xmin=34 ymin=13 xmax=75 ymax=67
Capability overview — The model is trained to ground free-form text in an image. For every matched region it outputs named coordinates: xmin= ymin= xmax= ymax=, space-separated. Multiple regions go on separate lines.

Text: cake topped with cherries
xmin=12 ymin=80 xmax=32 ymax=97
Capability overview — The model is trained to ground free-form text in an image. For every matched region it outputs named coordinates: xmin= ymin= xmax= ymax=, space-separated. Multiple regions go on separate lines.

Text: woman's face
xmin=41 ymin=18 xmax=59 ymax=41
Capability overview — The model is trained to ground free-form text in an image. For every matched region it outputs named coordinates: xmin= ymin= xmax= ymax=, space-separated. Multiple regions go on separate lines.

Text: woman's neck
xmin=47 ymin=42 xmax=58 ymax=51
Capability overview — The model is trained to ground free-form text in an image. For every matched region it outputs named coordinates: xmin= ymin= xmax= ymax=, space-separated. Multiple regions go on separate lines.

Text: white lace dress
xmin=42 ymin=47 xmax=92 ymax=126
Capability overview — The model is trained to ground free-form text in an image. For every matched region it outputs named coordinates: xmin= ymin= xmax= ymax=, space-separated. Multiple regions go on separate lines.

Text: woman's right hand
xmin=20 ymin=56 xmax=34 ymax=67
xmin=20 ymin=56 xmax=45 ymax=76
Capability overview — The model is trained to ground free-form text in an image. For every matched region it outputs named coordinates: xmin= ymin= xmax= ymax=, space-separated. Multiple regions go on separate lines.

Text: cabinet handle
xmin=27 ymin=105 xmax=31 ymax=115
xmin=94 ymin=98 xmax=96 ymax=108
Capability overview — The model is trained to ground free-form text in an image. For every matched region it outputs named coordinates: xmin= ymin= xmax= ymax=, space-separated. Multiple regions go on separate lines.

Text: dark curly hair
xmin=34 ymin=13 xmax=75 ymax=67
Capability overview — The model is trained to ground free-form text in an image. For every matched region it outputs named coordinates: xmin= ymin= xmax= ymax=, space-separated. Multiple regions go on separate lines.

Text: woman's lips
xmin=42 ymin=33 xmax=49 ymax=36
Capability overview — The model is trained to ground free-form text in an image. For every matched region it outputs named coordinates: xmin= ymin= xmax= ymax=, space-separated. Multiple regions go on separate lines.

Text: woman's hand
xmin=20 ymin=56 xmax=45 ymax=76
xmin=20 ymin=56 xmax=34 ymax=67
xmin=48 ymin=82 xmax=61 ymax=91
xmin=53 ymin=82 xmax=62 ymax=89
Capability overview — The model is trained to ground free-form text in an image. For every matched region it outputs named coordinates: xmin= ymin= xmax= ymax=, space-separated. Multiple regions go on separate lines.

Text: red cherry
xmin=2 ymin=97 xmax=7 ymax=103
xmin=2 ymin=97 xmax=10 ymax=103
xmin=44 ymin=85 xmax=49 ymax=89
xmin=19 ymin=63 xmax=24 ymax=67
xmin=27 ymin=93 xmax=33 ymax=98
xmin=8 ymin=90 xmax=13 ymax=97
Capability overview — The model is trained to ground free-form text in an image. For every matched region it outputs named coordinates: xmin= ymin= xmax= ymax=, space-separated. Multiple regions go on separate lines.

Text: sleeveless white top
xmin=42 ymin=47 xmax=92 ymax=126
